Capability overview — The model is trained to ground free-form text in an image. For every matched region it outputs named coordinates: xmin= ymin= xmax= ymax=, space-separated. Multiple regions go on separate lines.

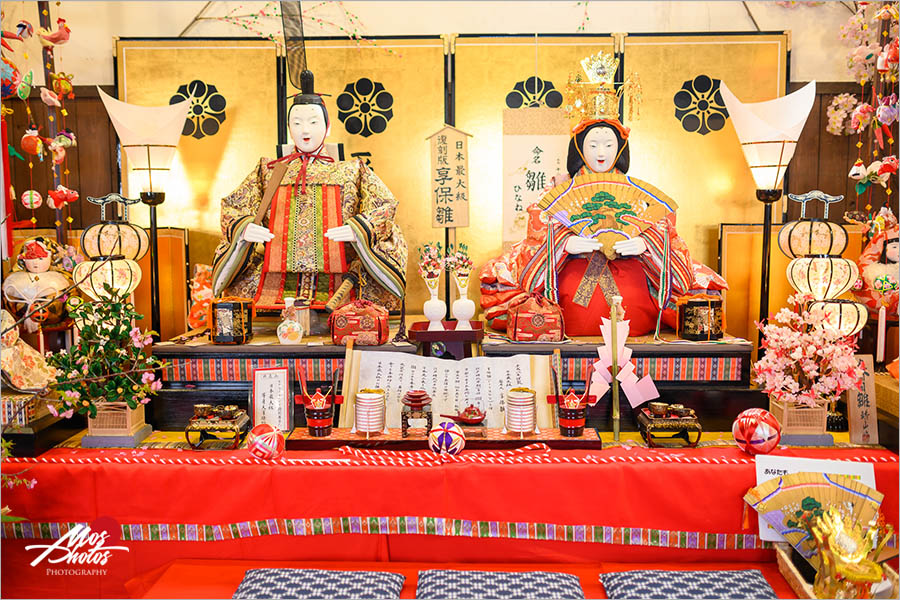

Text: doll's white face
xmin=886 ymin=239 xmax=899 ymax=264
xmin=582 ymin=127 xmax=619 ymax=173
xmin=289 ymin=104 xmax=329 ymax=153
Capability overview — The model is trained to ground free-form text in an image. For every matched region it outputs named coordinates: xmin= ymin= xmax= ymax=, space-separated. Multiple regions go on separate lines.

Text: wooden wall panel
xmin=786 ymin=82 xmax=897 ymax=222
xmin=6 ymin=85 xmax=116 ymax=231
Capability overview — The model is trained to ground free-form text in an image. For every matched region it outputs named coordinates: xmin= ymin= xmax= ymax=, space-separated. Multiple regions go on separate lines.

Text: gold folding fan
xmin=538 ymin=173 xmax=678 ymax=259
xmin=744 ymin=472 xmax=884 ymax=569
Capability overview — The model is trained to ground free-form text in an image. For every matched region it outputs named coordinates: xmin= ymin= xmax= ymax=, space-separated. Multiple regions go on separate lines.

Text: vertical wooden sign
xmin=848 ymin=354 xmax=879 ymax=445
xmin=427 ymin=125 xmax=471 ymax=228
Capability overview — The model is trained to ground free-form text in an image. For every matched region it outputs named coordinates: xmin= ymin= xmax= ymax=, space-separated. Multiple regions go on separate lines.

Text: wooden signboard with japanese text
xmin=848 ymin=354 xmax=878 ymax=445
xmin=428 ymin=125 xmax=471 ymax=228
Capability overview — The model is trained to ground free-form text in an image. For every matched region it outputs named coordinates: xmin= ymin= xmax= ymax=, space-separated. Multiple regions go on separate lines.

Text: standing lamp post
xmin=719 ymin=82 xmax=816 ymax=348
xmin=97 ymin=88 xmax=190 ymax=339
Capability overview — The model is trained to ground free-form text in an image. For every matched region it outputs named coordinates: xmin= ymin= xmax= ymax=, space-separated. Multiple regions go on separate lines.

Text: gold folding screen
xmin=623 ymin=33 xmax=788 ymax=270
xmin=116 ymin=39 xmax=279 ymax=266
xmin=115 ymin=34 xmax=789 ymax=324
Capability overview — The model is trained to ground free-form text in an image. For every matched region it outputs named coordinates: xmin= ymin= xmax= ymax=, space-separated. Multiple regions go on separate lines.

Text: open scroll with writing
xmin=355 ymin=352 xmax=533 ymax=428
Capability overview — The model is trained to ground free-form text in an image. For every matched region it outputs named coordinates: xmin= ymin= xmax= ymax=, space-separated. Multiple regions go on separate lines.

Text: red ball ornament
xmin=732 ymin=408 xmax=782 ymax=455
xmin=247 ymin=423 xmax=285 ymax=460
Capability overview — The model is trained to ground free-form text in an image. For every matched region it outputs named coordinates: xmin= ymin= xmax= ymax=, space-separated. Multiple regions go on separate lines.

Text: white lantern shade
xmin=719 ymin=81 xmax=816 ymax=190
xmin=810 ymin=300 xmax=868 ymax=338
xmin=73 ymin=257 xmax=142 ymax=301
xmin=97 ymin=87 xmax=190 ymax=194
xmin=786 ymin=256 xmax=858 ymax=300
xmin=777 ymin=219 xmax=849 ymax=258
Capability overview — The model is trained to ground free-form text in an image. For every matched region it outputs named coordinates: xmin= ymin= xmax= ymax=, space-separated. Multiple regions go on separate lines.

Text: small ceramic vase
xmin=422 ymin=276 xmax=445 ymax=331
xmin=277 ymin=297 xmax=304 ymax=344
xmin=451 ymin=273 xmax=475 ymax=330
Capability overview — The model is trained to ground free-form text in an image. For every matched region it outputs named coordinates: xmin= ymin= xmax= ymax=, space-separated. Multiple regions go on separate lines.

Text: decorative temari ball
xmin=428 ymin=421 xmax=466 ymax=455
xmin=732 ymin=408 xmax=782 ymax=455
xmin=247 ymin=423 xmax=285 ymax=460
xmin=21 ymin=190 xmax=42 ymax=210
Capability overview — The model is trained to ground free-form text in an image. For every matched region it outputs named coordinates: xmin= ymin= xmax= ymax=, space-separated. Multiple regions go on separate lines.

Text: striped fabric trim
xmin=346 ymin=215 xmax=405 ymax=297
xmin=162 ymin=358 xmax=342 ymax=383
xmin=562 ymin=357 xmax=742 ymax=382
xmin=639 ymin=220 xmax=693 ymax=303
xmin=520 ymin=225 xmax=574 ymax=293
xmin=1 ymin=517 xmax=785 ymax=550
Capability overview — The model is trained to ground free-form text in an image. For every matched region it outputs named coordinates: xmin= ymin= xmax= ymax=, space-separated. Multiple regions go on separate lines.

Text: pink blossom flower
xmin=60 ymin=409 xmax=74 ymax=419
xmin=142 ymin=372 xmax=156 ymax=385
xmin=47 ymin=404 xmax=59 ymax=417
xmin=150 ymin=380 xmax=162 ymax=392
xmin=26 ymin=479 xmax=37 ymax=490
xmin=63 ymin=389 xmax=80 ymax=401
xmin=140 ymin=396 xmax=151 ymax=404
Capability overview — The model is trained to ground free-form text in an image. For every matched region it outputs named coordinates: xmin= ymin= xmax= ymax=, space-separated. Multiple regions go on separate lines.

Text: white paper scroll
xmin=356 ymin=352 xmax=532 ymax=428
xmin=502 ymin=108 xmax=569 ymax=244
xmin=251 ymin=366 xmax=292 ymax=432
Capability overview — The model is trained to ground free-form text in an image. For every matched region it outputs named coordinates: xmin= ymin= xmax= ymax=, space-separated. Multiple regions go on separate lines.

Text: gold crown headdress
xmin=564 ymin=52 xmax=642 ymax=128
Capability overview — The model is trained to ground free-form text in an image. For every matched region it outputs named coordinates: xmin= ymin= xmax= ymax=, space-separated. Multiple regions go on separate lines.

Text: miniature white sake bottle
xmin=277 ymin=297 xmax=304 ymax=344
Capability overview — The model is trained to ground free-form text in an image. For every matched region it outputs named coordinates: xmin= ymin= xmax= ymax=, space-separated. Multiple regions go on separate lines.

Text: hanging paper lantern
xmin=72 ymin=257 xmax=142 ymax=301
xmin=810 ymin=299 xmax=868 ymax=338
xmin=732 ymin=408 xmax=782 ymax=455
xmin=20 ymin=190 xmax=42 ymax=210
xmin=428 ymin=421 xmax=466 ymax=455
xmin=247 ymin=423 xmax=285 ymax=460
xmin=777 ymin=220 xmax=848 ymax=258
xmin=81 ymin=196 xmax=149 ymax=261
xmin=786 ymin=256 xmax=858 ymax=300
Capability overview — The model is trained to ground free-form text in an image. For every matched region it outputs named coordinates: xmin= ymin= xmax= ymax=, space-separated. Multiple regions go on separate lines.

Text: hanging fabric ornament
xmin=20 ymin=190 xmax=42 ymax=210
xmin=48 ymin=141 xmax=65 ymax=165
xmin=38 ymin=18 xmax=70 ymax=47
xmin=20 ymin=127 xmax=44 ymax=159
xmin=53 ymin=128 xmax=76 ymax=148
xmin=15 ymin=69 xmax=33 ymax=101
xmin=47 ymin=185 xmax=78 ymax=209
xmin=15 ymin=20 xmax=34 ymax=40
xmin=49 ymin=72 xmax=74 ymax=100
xmin=1 ymin=56 xmax=19 ymax=100
xmin=849 ymin=158 xmax=867 ymax=180
xmin=39 ymin=87 xmax=60 ymax=107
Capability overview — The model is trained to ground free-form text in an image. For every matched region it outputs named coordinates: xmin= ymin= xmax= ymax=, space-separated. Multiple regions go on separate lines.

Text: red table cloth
xmin=2 ymin=444 xmax=897 ymax=598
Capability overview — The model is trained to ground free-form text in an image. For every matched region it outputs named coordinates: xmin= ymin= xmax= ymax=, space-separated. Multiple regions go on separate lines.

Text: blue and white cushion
xmin=600 ymin=569 xmax=777 ymax=599
xmin=232 ymin=568 xmax=405 ymax=599
xmin=416 ymin=569 xmax=584 ymax=599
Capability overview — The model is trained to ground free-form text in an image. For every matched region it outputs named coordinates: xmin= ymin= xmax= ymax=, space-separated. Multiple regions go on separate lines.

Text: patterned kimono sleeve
xmin=345 ymin=160 xmax=408 ymax=297
xmin=211 ymin=158 xmax=269 ymax=296
xmin=637 ymin=213 xmax=695 ymax=303
xmin=517 ymin=224 xmax=577 ymax=293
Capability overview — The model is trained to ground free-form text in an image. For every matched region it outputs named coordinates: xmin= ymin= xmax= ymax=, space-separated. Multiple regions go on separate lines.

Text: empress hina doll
xmin=211 ymin=70 xmax=407 ymax=318
xmin=480 ymin=118 xmax=727 ymax=336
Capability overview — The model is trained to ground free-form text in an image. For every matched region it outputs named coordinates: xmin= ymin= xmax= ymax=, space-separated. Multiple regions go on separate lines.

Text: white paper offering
xmin=754 ymin=455 xmax=876 ymax=542
xmin=356 ymin=352 xmax=532 ymax=428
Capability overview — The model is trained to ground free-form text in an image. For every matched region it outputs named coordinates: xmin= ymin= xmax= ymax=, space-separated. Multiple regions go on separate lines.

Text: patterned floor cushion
xmin=416 ymin=569 xmax=585 ymax=599
xmin=600 ymin=569 xmax=777 ymax=599
xmin=232 ymin=568 xmax=405 ymax=599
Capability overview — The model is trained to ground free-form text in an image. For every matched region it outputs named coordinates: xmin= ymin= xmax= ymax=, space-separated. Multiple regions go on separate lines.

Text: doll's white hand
xmin=564 ymin=236 xmax=603 ymax=255
xmin=325 ymin=225 xmax=355 ymax=243
xmin=613 ymin=238 xmax=648 ymax=256
xmin=242 ymin=223 xmax=275 ymax=244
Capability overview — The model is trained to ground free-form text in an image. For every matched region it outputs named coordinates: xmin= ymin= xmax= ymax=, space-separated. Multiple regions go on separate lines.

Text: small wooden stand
xmin=185 ymin=410 xmax=250 ymax=450
xmin=401 ymin=404 xmax=433 ymax=438
xmin=637 ymin=408 xmax=702 ymax=448
xmin=408 ymin=321 xmax=484 ymax=361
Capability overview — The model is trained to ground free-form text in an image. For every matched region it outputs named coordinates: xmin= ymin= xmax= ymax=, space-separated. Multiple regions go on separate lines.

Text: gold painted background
xmin=293 ymin=38 xmax=446 ymax=310
xmin=117 ymin=39 xmax=279 ymax=272
xmin=623 ymin=34 xmax=787 ymax=271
